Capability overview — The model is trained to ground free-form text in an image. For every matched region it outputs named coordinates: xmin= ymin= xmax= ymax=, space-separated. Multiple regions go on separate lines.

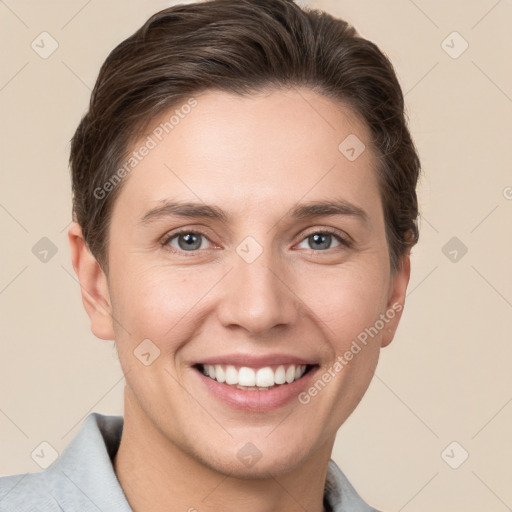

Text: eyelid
xmin=161 ymin=228 xmax=216 ymax=254
xmin=295 ymin=227 xmax=353 ymax=249
xmin=161 ymin=226 xmax=353 ymax=254
xmin=300 ymin=226 xmax=351 ymax=242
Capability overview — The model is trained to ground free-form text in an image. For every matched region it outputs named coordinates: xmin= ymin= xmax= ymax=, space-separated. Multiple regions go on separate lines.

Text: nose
xmin=216 ymin=245 xmax=300 ymax=336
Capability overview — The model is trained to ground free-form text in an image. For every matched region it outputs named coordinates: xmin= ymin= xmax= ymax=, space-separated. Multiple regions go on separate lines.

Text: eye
xmin=296 ymin=230 xmax=350 ymax=251
xmin=163 ymin=230 xmax=212 ymax=252
xmin=161 ymin=228 xmax=351 ymax=255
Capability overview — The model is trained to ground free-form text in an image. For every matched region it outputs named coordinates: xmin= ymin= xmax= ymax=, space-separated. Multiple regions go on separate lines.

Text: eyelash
xmin=161 ymin=228 xmax=352 ymax=256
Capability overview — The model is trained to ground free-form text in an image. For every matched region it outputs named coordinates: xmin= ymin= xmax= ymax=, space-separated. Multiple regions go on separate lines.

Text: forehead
xmin=111 ymin=87 xmax=381 ymax=224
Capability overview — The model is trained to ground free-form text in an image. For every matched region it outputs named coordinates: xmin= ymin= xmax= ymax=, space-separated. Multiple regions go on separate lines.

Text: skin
xmin=68 ymin=87 xmax=410 ymax=512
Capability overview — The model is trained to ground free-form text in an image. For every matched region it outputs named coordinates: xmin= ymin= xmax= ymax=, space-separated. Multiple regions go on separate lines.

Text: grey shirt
xmin=0 ymin=413 xmax=382 ymax=511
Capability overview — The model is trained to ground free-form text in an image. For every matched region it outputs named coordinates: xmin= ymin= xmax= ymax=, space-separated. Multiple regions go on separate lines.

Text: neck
xmin=114 ymin=390 xmax=331 ymax=512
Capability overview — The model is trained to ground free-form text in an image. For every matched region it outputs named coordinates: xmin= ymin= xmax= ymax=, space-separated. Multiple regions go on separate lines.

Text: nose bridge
xmin=217 ymin=235 xmax=298 ymax=335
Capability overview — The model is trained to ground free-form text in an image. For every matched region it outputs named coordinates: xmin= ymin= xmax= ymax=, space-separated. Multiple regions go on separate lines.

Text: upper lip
xmin=194 ymin=353 xmax=317 ymax=368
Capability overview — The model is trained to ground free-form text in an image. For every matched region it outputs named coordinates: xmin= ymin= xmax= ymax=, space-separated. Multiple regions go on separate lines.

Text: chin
xmin=192 ymin=436 xmax=318 ymax=480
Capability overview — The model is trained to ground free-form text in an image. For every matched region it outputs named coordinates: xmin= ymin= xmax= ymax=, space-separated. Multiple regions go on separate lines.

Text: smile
xmin=196 ymin=363 xmax=312 ymax=390
xmin=192 ymin=353 xmax=319 ymax=411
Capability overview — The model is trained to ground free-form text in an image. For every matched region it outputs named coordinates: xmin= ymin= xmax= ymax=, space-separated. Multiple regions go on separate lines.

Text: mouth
xmin=194 ymin=363 xmax=316 ymax=391
xmin=191 ymin=353 xmax=320 ymax=411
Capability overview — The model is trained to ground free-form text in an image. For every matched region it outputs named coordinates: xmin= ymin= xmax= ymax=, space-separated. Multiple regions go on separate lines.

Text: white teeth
xmin=274 ymin=365 xmax=286 ymax=384
xmin=238 ymin=367 xmax=256 ymax=386
xmin=215 ymin=364 xmax=225 ymax=383
xmin=201 ymin=363 xmax=308 ymax=388
xmin=256 ymin=367 xmax=275 ymax=387
xmin=225 ymin=365 xmax=238 ymax=385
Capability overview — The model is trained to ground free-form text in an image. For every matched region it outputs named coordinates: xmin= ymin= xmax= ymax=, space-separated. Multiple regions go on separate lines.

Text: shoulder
xmin=0 ymin=471 xmax=61 ymax=511
xmin=0 ymin=413 xmax=128 ymax=512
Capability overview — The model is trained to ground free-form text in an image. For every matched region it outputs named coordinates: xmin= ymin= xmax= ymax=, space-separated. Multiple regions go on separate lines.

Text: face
xmin=76 ymin=88 xmax=409 ymax=477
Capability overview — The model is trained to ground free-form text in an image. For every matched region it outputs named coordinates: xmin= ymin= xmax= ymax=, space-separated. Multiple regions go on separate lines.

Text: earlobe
xmin=381 ymin=251 xmax=411 ymax=348
xmin=68 ymin=222 xmax=115 ymax=341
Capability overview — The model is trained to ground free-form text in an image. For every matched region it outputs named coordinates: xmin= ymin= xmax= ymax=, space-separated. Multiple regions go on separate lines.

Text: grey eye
xmin=169 ymin=232 xmax=207 ymax=251
xmin=297 ymin=232 xmax=342 ymax=251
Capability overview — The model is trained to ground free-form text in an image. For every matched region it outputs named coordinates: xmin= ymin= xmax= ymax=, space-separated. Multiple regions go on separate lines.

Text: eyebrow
xmin=139 ymin=199 xmax=369 ymax=225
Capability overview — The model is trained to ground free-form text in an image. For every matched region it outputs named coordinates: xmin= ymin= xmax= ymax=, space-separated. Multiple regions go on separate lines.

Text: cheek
xmin=297 ymin=262 xmax=390 ymax=348
xmin=109 ymin=265 xmax=209 ymax=347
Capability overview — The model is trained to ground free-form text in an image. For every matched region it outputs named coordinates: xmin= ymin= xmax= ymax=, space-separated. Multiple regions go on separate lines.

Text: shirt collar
xmin=324 ymin=459 xmax=381 ymax=511
xmin=46 ymin=413 xmax=131 ymax=511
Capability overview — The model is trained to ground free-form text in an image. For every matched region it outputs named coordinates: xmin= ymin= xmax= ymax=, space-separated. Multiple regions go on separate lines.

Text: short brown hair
xmin=70 ymin=0 xmax=420 ymax=273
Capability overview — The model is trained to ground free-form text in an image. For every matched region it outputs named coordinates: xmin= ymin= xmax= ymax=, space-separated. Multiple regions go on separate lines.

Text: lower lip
xmin=195 ymin=367 xmax=319 ymax=412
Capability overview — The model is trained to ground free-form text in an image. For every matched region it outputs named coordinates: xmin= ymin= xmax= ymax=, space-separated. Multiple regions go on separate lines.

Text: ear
xmin=68 ymin=222 xmax=115 ymax=341
xmin=380 ymin=250 xmax=411 ymax=348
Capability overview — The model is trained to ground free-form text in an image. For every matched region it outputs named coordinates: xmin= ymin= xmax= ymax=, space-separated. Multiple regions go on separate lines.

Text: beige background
xmin=1 ymin=0 xmax=511 ymax=510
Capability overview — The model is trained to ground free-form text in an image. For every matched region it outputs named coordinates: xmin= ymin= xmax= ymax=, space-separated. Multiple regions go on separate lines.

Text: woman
xmin=0 ymin=0 xmax=420 ymax=510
